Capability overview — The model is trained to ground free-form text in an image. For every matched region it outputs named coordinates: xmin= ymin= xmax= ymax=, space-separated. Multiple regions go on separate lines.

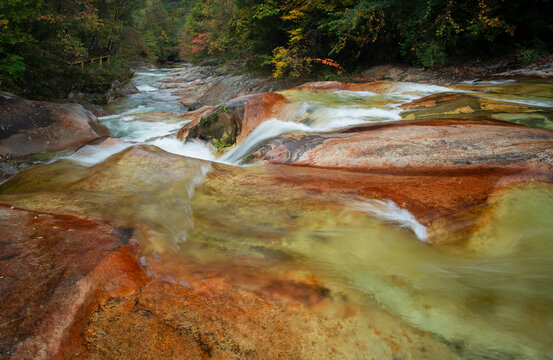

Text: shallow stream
xmin=1 ymin=66 xmax=553 ymax=359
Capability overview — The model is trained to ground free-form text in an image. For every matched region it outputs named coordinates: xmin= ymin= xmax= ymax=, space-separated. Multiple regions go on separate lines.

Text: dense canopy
xmin=1 ymin=0 xmax=551 ymax=99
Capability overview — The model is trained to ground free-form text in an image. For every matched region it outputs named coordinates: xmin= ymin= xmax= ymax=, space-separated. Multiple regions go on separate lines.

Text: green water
xmin=1 ymin=147 xmax=552 ymax=359
xmin=2 ymin=71 xmax=553 ymax=359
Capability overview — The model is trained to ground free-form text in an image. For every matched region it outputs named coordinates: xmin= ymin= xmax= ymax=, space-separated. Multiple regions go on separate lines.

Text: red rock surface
xmin=237 ymin=92 xmax=290 ymax=141
xmin=0 ymin=205 xmax=146 ymax=359
xmin=0 ymin=202 xmax=460 ymax=359
xmin=73 ymin=252 xmax=459 ymax=360
xmin=250 ymin=119 xmax=553 ymax=172
xmin=295 ymin=81 xmax=398 ymax=93
xmin=260 ymin=163 xmax=539 ymax=228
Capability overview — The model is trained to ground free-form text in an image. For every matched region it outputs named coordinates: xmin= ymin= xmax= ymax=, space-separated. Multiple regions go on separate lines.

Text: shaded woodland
xmin=1 ymin=0 xmax=551 ymax=99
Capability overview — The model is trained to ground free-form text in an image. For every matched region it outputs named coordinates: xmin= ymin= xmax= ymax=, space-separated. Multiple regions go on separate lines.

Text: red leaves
xmin=191 ymin=33 xmax=209 ymax=54
xmin=313 ymin=58 xmax=344 ymax=75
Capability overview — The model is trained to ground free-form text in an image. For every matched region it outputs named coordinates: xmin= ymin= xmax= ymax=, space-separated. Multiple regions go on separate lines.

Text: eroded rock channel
xmin=1 ymin=65 xmax=553 ymax=360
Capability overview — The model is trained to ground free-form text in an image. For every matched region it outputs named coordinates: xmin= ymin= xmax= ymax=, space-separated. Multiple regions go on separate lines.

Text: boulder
xmin=179 ymin=93 xmax=290 ymax=150
xmin=0 ymin=92 xmax=110 ymax=159
xmin=180 ymin=101 xmax=243 ymax=150
xmin=249 ymin=119 xmax=553 ymax=173
xmin=174 ymin=71 xmax=291 ymax=111
xmin=190 ymin=75 xmax=253 ymax=109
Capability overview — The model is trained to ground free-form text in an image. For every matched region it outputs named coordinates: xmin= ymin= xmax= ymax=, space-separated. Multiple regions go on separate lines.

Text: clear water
xmin=1 ymin=66 xmax=553 ymax=359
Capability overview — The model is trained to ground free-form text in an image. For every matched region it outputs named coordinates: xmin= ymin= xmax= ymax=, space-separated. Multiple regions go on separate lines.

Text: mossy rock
xmin=187 ymin=100 xmax=246 ymax=151
xmin=400 ymin=92 xmax=553 ymax=130
xmin=400 ymin=93 xmax=486 ymax=120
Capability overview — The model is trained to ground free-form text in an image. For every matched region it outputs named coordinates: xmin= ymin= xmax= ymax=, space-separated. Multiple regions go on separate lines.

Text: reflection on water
xmin=1 ymin=67 xmax=553 ymax=359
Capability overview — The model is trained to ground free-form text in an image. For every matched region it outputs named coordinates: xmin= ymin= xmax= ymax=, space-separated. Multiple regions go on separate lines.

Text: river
xmin=1 ymin=65 xmax=553 ymax=359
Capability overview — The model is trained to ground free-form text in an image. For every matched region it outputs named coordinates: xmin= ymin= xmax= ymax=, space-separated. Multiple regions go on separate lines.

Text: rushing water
xmin=2 ymin=66 xmax=553 ymax=359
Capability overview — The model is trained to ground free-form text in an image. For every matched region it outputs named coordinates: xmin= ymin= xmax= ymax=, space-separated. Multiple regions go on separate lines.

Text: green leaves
xmin=0 ymin=54 xmax=25 ymax=77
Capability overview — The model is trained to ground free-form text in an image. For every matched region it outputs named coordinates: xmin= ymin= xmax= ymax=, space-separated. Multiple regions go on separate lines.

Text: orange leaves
xmin=313 ymin=58 xmax=343 ymax=75
xmin=191 ymin=33 xmax=209 ymax=54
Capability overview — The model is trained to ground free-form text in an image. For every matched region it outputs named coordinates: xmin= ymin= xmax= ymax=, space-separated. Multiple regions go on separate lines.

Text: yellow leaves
xmin=271 ymin=46 xmax=309 ymax=79
xmin=271 ymin=46 xmax=289 ymax=78
xmin=288 ymin=28 xmax=303 ymax=43
xmin=0 ymin=19 xmax=8 ymax=31
xmin=161 ymin=30 xmax=169 ymax=43
xmin=282 ymin=9 xmax=304 ymax=21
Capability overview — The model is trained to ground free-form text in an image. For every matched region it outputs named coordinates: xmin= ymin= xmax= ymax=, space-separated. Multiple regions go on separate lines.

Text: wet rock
xmin=181 ymin=101 xmax=243 ymax=150
xmin=66 ymin=91 xmax=104 ymax=114
xmin=170 ymin=65 xmax=292 ymax=111
xmin=74 ymin=252 xmax=460 ymax=360
xmin=494 ymin=58 xmax=553 ymax=78
xmin=0 ymin=149 xmax=463 ymax=359
xmin=400 ymin=92 xmax=553 ymax=130
xmin=176 ymin=80 xmax=218 ymax=109
xmin=249 ymin=119 xmax=553 ymax=173
xmin=350 ymin=64 xmax=488 ymax=84
xmin=179 ymin=93 xmax=290 ymax=150
xmin=350 ymin=58 xmax=553 ymax=84
xmin=0 ymin=92 xmax=110 ymax=158
xmin=191 ymin=75 xmax=252 ymax=109
xmin=294 ymin=80 xmax=413 ymax=94
xmin=106 ymin=80 xmax=140 ymax=103
xmin=0 ymin=143 xmax=549 ymax=358
xmin=401 ymin=92 xmax=508 ymax=114
xmin=180 ymin=74 xmax=284 ymax=111
xmin=0 ymin=205 xmax=146 ymax=359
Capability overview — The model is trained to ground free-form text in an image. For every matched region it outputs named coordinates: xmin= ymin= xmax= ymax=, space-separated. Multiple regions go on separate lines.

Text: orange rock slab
xmin=250 ymin=119 xmax=553 ymax=173
xmin=0 ymin=205 xmax=146 ymax=359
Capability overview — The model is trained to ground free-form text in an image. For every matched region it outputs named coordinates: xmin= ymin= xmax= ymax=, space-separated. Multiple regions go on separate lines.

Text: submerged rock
xmin=1 ymin=144 xmax=552 ymax=359
xmin=0 ymin=148 xmax=464 ymax=360
xmin=400 ymin=92 xmax=553 ymax=130
xmin=75 ymin=251 xmax=460 ymax=360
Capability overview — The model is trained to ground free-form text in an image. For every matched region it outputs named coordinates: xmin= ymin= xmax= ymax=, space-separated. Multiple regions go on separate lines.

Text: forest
xmin=1 ymin=0 xmax=552 ymax=100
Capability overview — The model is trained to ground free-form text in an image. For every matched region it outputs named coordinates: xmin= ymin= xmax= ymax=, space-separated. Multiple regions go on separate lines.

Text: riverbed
xmin=1 ymin=65 xmax=553 ymax=359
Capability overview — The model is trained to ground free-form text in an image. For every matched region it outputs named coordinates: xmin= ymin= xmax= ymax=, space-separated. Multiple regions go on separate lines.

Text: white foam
xmin=482 ymin=97 xmax=553 ymax=108
xmin=61 ymin=141 xmax=133 ymax=166
xmin=150 ymin=138 xmax=217 ymax=161
xmin=136 ymin=85 xmax=158 ymax=92
xmin=460 ymin=79 xmax=516 ymax=85
xmin=281 ymin=102 xmax=402 ymax=128
xmin=221 ymin=119 xmax=313 ymax=164
xmin=99 ymin=106 xmax=152 ymax=120
xmin=334 ymin=90 xmax=380 ymax=97
xmin=100 ymin=118 xmax=188 ymax=142
xmin=391 ymin=82 xmax=462 ymax=95
xmin=346 ymin=196 xmax=428 ymax=241
xmin=220 ymin=104 xmax=402 ymax=164
xmin=308 ymin=106 xmax=402 ymax=129
xmin=134 ymin=72 xmax=166 ymax=77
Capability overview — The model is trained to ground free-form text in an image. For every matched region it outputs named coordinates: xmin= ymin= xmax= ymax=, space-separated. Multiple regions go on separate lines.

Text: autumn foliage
xmin=181 ymin=0 xmax=552 ymax=78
